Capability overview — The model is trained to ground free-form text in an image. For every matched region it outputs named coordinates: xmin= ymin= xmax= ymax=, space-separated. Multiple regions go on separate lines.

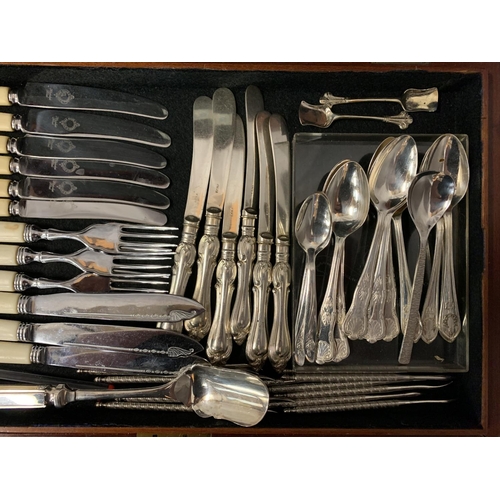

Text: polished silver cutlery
xmin=0 ymin=243 xmax=173 ymax=277
xmin=0 ymin=176 xmax=170 ymax=209
xmin=245 ymin=111 xmax=275 ymax=370
xmin=0 ymin=221 xmax=177 ymax=254
xmin=0 ymin=319 xmax=203 ymax=356
xmin=0 ymin=270 xmax=171 ymax=294
xmin=267 ymin=113 xmax=292 ymax=373
xmin=184 ymin=88 xmax=236 ymax=340
xmin=206 ymin=115 xmax=245 ymax=364
xmin=162 ymin=96 xmax=214 ymax=331
xmin=0 ymin=109 xmax=171 ymax=147
xmin=0 ymin=135 xmax=167 ymax=169
xmin=0 ymin=82 xmax=168 ymax=120
xmin=230 ymin=85 xmax=264 ymax=345
xmin=0 ymin=291 xmax=203 ymax=322
xmin=0 ymin=198 xmax=168 ymax=225
xmin=0 ymin=155 xmax=170 ymax=188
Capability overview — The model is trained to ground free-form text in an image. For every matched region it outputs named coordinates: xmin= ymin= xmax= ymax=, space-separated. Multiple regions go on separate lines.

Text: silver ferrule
xmin=7 ymin=89 xmax=19 ymax=105
xmin=204 ymin=207 xmax=222 ymax=235
xmin=275 ymin=236 xmax=290 ymax=263
xmin=7 ymin=199 xmax=17 ymax=216
xmin=220 ymin=232 xmax=237 ymax=259
xmin=7 ymin=180 xmax=19 ymax=198
xmin=23 ymin=224 xmax=43 ymax=243
xmin=180 ymin=216 xmax=201 ymax=244
xmin=17 ymin=246 xmax=38 ymax=265
xmin=5 ymin=137 xmax=18 ymax=155
xmin=10 ymin=115 xmax=22 ymax=132
xmin=8 ymin=157 xmax=19 ymax=174
xmin=13 ymin=273 xmax=35 ymax=292
xmin=16 ymin=322 xmax=34 ymax=342
xmin=29 ymin=345 xmax=46 ymax=364
xmin=241 ymin=208 xmax=257 ymax=235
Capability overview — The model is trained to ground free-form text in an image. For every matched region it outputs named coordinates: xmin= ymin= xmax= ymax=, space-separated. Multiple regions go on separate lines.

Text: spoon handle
xmin=399 ymin=239 xmax=428 ymax=364
xmin=333 ymin=247 xmax=350 ymax=362
xmin=316 ymin=237 xmax=342 ymax=363
xmin=382 ymin=232 xmax=401 ymax=342
xmin=421 ymin=218 xmax=444 ymax=343
xmin=438 ymin=212 xmax=461 ymax=341
xmin=294 ymin=250 xmax=318 ymax=365
xmin=331 ymin=111 xmax=413 ymax=130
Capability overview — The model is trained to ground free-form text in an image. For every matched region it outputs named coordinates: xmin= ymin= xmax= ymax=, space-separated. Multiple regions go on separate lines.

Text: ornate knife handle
xmin=184 ymin=208 xmax=221 ymax=340
xmin=268 ymin=236 xmax=292 ymax=373
xmin=230 ymin=210 xmax=257 ymax=345
xmin=438 ymin=212 xmax=461 ymax=342
xmin=206 ymin=233 xmax=237 ymax=365
xmin=245 ymin=234 xmax=273 ymax=370
xmin=158 ymin=216 xmax=200 ymax=332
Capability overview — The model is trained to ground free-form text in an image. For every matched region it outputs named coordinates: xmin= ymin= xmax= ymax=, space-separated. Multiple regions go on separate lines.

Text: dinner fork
xmin=0 ymin=244 xmax=173 ymax=277
xmin=0 ymin=270 xmax=170 ymax=293
xmin=0 ymin=221 xmax=178 ymax=254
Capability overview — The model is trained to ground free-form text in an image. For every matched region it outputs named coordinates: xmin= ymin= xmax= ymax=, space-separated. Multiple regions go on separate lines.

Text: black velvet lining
xmin=0 ymin=65 xmax=484 ymax=432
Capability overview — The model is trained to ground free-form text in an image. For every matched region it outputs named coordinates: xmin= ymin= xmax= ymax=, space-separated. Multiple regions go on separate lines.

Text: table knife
xmin=267 ymin=114 xmax=292 ymax=373
xmin=0 ymin=83 xmax=168 ymax=120
xmin=0 ymin=340 xmax=204 ymax=375
xmin=0 ymin=319 xmax=203 ymax=357
xmin=245 ymin=110 xmax=275 ymax=370
xmin=0 ymin=198 xmax=168 ymax=226
xmin=0 ymin=155 xmax=170 ymax=189
xmin=0 ymin=291 xmax=203 ymax=322
xmin=0 ymin=177 xmax=170 ymax=210
xmin=206 ymin=115 xmax=245 ymax=364
xmin=184 ymin=88 xmax=236 ymax=340
xmin=0 ymin=109 xmax=171 ymax=148
xmin=230 ymin=85 xmax=264 ymax=345
xmin=0 ymin=135 xmax=167 ymax=169
xmin=160 ymin=96 xmax=214 ymax=332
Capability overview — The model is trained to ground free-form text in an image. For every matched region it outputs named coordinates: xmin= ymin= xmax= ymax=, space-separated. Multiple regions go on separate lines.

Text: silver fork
xmin=0 ymin=270 xmax=170 ymax=293
xmin=0 ymin=244 xmax=173 ymax=277
xmin=0 ymin=221 xmax=178 ymax=254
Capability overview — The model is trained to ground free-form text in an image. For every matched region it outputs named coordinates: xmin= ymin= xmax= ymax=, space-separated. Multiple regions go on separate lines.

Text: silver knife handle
xmin=0 ymin=385 xmax=48 ymax=409
xmin=268 ymin=237 xmax=292 ymax=373
xmin=184 ymin=208 xmax=221 ymax=340
xmin=230 ymin=210 xmax=257 ymax=344
xmin=158 ymin=216 xmax=200 ymax=332
xmin=245 ymin=235 xmax=273 ymax=370
xmin=206 ymin=233 xmax=237 ymax=365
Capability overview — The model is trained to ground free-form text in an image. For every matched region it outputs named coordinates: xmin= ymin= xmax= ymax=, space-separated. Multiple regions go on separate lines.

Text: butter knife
xmin=245 ymin=110 xmax=274 ymax=370
xmin=0 ymin=83 xmax=168 ymax=120
xmin=0 ymin=135 xmax=167 ymax=169
xmin=230 ymin=85 xmax=264 ymax=345
xmin=0 ymin=291 xmax=203 ymax=323
xmin=184 ymin=88 xmax=236 ymax=340
xmin=0 ymin=319 xmax=203 ymax=356
xmin=0 ymin=177 xmax=170 ymax=210
xmin=0 ymin=109 xmax=171 ymax=148
xmin=0 ymin=156 xmax=170 ymax=189
xmin=160 ymin=96 xmax=214 ymax=331
xmin=0 ymin=341 xmax=203 ymax=374
xmin=0 ymin=198 xmax=168 ymax=226
xmin=206 ymin=115 xmax=245 ymax=364
xmin=267 ymin=114 xmax=292 ymax=373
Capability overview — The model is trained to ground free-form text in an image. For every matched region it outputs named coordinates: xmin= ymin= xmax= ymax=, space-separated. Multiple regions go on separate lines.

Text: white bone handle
xmin=0 ymin=340 xmax=32 ymax=364
xmin=0 ymin=113 xmax=13 ymax=133
xmin=0 ymin=319 xmax=21 ymax=341
xmin=0 ymin=87 xmax=10 ymax=106
xmin=0 ymin=270 xmax=16 ymax=291
xmin=0 ymin=199 xmax=11 ymax=217
xmin=0 ymin=292 xmax=20 ymax=315
xmin=0 ymin=156 xmax=11 ymax=175
xmin=0 ymin=221 xmax=26 ymax=243
xmin=0 ymin=178 xmax=11 ymax=197
xmin=0 ymin=244 xmax=19 ymax=266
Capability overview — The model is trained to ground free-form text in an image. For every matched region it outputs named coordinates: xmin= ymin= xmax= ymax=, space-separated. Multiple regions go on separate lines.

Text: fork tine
xmin=110 ymin=276 xmax=170 ymax=293
xmin=118 ymin=243 xmax=177 ymax=253
xmin=113 ymin=254 xmax=174 ymax=262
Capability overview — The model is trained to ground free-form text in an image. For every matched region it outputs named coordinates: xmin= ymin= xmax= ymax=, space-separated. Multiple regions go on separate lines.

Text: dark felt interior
xmin=0 ymin=65 xmax=483 ymax=432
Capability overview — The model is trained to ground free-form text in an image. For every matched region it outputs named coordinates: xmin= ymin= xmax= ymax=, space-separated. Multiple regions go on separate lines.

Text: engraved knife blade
xmin=1 ymin=83 xmax=168 ymax=120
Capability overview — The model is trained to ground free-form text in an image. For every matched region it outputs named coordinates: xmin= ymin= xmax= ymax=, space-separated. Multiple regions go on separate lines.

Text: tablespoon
xmin=316 ymin=161 xmax=369 ymax=364
xmin=399 ymin=171 xmax=455 ymax=364
xmin=343 ymin=135 xmax=418 ymax=342
xmin=294 ymin=192 xmax=332 ymax=365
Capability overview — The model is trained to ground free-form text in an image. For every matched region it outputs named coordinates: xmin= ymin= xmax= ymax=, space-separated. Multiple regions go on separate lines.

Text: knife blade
xmin=206 ymin=115 xmax=245 ymax=364
xmin=0 ymin=155 xmax=170 ymax=189
xmin=0 ymin=291 xmax=203 ymax=322
xmin=0 ymin=340 xmax=204 ymax=374
xmin=0 ymin=198 xmax=168 ymax=226
xmin=0 ymin=83 xmax=168 ymax=120
xmin=0 ymin=177 xmax=170 ymax=210
xmin=184 ymin=88 xmax=236 ymax=340
xmin=1 ymin=135 xmax=167 ymax=169
xmin=0 ymin=109 xmax=171 ymax=148
xmin=245 ymin=110 xmax=275 ymax=370
xmin=230 ymin=86 xmax=264 ymax=345
xmin=165 ymin=96 xmax=214 ymax=318
xmin=0 ymin=319 xmax=203 ymax=356
xmin=267 ymin=114 xmax=292 ymax=373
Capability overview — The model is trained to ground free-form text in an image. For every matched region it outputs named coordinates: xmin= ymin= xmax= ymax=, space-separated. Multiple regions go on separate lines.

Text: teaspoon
xmin=398 ymin=171 xmax=455 ymax=364
xmin=294 ymin=192 xmax=332 ymax=365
